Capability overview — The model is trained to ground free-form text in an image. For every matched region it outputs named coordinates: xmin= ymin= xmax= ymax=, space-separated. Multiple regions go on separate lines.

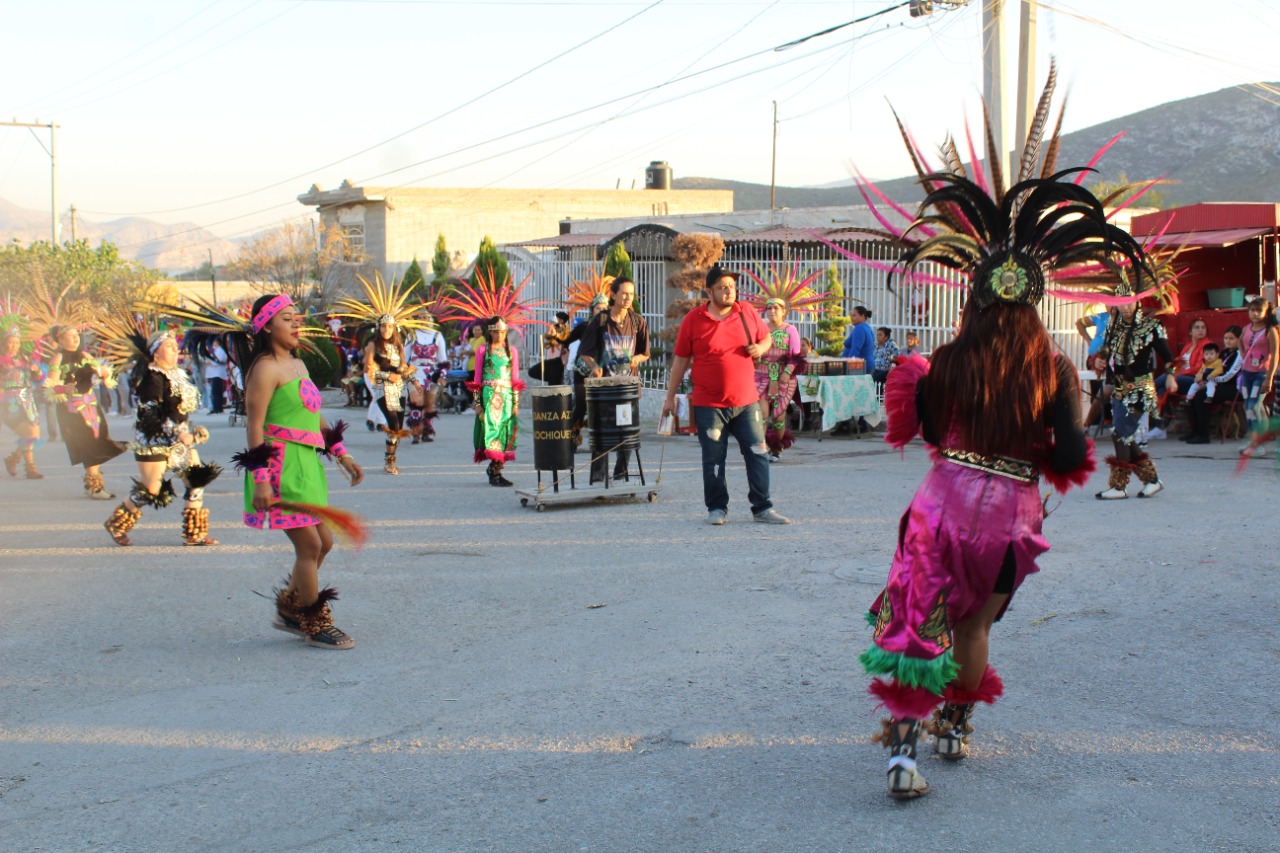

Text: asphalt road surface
xmin=2 ymin=402 xmax=1277 ymax=852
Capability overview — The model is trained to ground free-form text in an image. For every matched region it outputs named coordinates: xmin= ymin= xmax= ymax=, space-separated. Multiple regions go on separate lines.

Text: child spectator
xmin=872 ymin=326 xmax=899 ymax=386
xmin=1185 ymin=342 xmax=1223 ymax=401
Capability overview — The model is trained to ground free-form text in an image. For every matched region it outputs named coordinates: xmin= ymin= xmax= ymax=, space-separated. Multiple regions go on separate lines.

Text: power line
xmin=13 ymin=0 xmax=225 ymax=114
xmin=83 ymin=0 xmax=668 ymax=217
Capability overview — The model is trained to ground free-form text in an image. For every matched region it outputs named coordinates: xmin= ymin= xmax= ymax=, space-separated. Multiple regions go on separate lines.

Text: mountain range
xmin=0 ymin=197 xmax=238 ymax=273
xmin=676 ymin=82 xmax=1280 ymax=210
xmin=1 ymin=81 xmax=1276 ymax=272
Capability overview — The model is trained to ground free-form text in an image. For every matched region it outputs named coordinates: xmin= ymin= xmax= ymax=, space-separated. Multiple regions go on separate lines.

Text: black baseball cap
xmin=705 ymin=265 xmax=741 ymax=288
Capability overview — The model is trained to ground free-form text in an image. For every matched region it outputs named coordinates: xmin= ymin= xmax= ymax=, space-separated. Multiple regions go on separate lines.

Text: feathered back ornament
xmin=139 ymin=293 xmax=325 ymax=374
xmin=565 ymin=268 xmax=614 ymax=316
xmin=23 ymin=269 xmax=92 ymax=341
xmin=332 ymin=273 xmax=437 ymax=344
xmin=739 ymin=262 xmax=827 ymax=318
xmin=437 ymin=265 xmax=547 ymax=339
xmin=93 ymin=295 xmax=158 ymax=374
xmin=0 ymin=292 xmax=30 ymax=345
xmin=822 ymin=59 xmax=1168 ymax=310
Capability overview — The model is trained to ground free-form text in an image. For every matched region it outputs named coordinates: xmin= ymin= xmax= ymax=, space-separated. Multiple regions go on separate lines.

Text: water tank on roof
xmin=645 ymin=160 xmax=672 ymax=191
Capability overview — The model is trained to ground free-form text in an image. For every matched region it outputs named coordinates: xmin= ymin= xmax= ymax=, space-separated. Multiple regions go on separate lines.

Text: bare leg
xmin=950 ymin=592 xmax=1011 ymax=691
xmin=284 ymin=524 xmax=333 ymax=606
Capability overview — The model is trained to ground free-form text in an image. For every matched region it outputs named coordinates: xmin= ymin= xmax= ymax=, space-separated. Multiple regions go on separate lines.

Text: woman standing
xmin=1237 ymin=298 xmax=1279 ymax=453
xmin=469 ymin=317 xmax=524 ymax=486
xmin=741 ymin=264 xmax=822 ymax=461
xmin=1 ymin=315 xmax=44 ymax=479
xmin=754 ymin=300 xmax=803 ymax=462
xmin=364 ymin=319 xmax=409 ymax=474
xmin=239 ymin=294 xmax=365 ymax=649
xmin=405 ymin=313 xmax=448 ymax=445
xmin=102 ymin=330 xmax=222 ymax=546
xmin=46 ymin=325 xmax=126 ymax=499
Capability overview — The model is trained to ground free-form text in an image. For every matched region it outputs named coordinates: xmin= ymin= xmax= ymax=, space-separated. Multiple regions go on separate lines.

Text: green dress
xmin=243 ymin=377 xmax=328 ymax=529
xmin=469 ymin=344 xmax=522 ymax=463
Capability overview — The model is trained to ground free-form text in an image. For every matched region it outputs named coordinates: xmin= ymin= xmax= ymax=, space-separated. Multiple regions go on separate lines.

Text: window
xmin=340 ymin=224 xmax=365 ymax=262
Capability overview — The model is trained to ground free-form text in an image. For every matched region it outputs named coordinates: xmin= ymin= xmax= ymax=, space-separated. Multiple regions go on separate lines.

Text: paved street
xmin=1 ymin=402 xmax=1277 ymax=852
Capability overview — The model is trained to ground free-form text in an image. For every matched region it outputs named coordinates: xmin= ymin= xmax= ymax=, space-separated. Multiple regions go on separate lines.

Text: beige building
xmin=297 ymin=179 xmax=734 ymax=281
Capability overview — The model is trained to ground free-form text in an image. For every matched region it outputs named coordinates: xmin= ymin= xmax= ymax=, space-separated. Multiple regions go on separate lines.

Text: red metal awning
xmin=1141 ymin=226 xmax=1271 ymax=248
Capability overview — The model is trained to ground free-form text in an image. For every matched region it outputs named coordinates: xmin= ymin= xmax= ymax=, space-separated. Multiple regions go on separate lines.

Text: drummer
xmin=576 ymin=277 xmax=650 ymax=484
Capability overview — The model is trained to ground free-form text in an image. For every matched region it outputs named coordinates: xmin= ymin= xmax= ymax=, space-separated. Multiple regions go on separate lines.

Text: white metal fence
xmin=508 ymin=251 xmax=1092 ymax=390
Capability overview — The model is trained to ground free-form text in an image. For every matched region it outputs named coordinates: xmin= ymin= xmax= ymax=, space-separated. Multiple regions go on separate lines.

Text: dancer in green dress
xmin=468 ymin=317 xmax=525 ymax=486
xmin=238 ymin=294 xmax=365 ymax=650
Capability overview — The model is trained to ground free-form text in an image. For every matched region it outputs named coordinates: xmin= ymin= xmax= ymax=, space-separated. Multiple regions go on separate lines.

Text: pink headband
xmin=252 ymin=294 xmax=294 ymax=333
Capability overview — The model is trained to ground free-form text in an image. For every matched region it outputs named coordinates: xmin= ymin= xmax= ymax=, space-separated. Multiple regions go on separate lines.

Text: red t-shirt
xmin=674 ymin=301 xmax=767 ymax=408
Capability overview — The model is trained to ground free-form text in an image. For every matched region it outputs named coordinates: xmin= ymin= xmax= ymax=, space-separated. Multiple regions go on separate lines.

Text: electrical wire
xmin=12 ymin=0 xmax=225 ymax=114
xmin=83 ymin=0 xmax=668 ymax=217
xmin=52 ymin=2 xmax=303 ymax=116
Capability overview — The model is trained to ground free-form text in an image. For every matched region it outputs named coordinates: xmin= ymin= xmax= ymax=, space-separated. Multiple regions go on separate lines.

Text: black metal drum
xmin=530 ymin=385 xmax=574 ymax=471
xmin=586 ymin=375 xmax=641 ymax=455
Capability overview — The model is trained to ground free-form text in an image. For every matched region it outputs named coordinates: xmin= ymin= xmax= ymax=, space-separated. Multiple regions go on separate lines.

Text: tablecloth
xmin=799 ymin=374 xmax=883 ymax=432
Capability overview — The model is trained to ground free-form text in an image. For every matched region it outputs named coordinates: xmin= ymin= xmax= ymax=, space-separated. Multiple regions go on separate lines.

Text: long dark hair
xmin=924 ymin=301 xmax=1060 ymax=460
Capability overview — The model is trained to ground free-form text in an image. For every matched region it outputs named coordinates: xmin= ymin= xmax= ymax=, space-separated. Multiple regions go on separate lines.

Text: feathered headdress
xmin=824 ymin=60 xmax=1169 ymax=309
xmin=23 ymin=270 xmax=93 ymax=341
xmin=331 ymin=273 xmax=437 ymax=343
xmin=437 ymin=265 xmax=546 ymax=338
xmin=565 ymin=268 xmax=614 ymax=316
xmin=1 ymin=292 xmax=30 ymax=345
xmin=739 ymin=262 xmax=827 ymax=317
xmin=93 ymin=295 xmax=159 ymax=373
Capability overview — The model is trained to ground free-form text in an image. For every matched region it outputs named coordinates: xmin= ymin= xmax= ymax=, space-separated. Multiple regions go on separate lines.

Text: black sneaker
xmin=305 ymin=624 xmax=354 ymax=649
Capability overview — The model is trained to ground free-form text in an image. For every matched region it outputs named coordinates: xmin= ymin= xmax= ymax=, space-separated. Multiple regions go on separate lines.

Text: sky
xmin=1 ymin=0 xmax=1278 ymax=262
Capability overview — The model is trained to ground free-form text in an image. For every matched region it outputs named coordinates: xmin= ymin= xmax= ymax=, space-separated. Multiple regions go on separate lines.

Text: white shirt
xmin=205 ymin=343 xmax=228 ymax=381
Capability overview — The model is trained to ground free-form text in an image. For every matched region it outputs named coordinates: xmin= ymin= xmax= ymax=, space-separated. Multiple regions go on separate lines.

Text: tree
xmin=228 ymin=219 xmax=357 ymax=311
xmin=816 ymin=264 xmax=849 ymax=356
xmin=431 ymin=233 xmax=450 ymax=284
xmin=403 ymin=257 xmax=426 ymax=300
xmin=469 ymin=235 xmax=510 ymax=288
xmin=0 ymin=238 xmax=161 ymax=308
xmin=660 ymin=233 xmax=724 ymax=345
xmin=602 ymin=240 xmax=633 ymax=282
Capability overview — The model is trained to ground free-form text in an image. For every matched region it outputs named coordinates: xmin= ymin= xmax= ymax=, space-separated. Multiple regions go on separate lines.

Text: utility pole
xmin=0 ymin=120 xmax=59 ymax=244
xmin=70 ymin=204 xmax=77 ymax=242
xmin=770 ymin=101 xmax=778 ymax=210
xmin=982 ymin=0 xmax=1012 ymax=182
xmin=209 ymin=249 xmax=218 ymax=306
xmin=1014 ymin=0 xmax=1038 ymax=159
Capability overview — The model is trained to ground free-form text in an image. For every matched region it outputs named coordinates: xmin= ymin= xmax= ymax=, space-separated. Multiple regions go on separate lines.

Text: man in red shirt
xmin=661 ymin=266 xmax=790 ymax=525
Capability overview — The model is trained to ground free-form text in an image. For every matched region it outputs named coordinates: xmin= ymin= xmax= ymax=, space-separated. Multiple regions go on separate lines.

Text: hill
xmin=677 ymin=81 xmax=1280 ymax=209
xmin=0 ymin=200 xmax=238 ymax=273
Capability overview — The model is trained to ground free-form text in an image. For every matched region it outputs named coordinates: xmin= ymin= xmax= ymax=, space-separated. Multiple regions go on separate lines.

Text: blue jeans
xmin=1240 ymin=370 xmax=1267 ymax=430
xmin=692 ymin=404 xmax=772 ymax=515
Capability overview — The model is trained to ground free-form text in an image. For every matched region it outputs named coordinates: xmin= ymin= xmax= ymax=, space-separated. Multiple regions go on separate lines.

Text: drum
xmin=530 ymin=385 xmax=574 ymax=471
xmin=585 ymin=375 xmax=641 ymax=456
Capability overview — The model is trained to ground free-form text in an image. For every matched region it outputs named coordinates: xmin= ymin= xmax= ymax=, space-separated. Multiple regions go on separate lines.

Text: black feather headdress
xmin=823 ymin=59 xmax=1173 ymax=310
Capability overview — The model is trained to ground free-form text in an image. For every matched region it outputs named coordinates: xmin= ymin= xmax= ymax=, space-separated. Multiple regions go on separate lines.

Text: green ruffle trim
xmin=864 ymin=610 xmax=877 ymax=627
xmin=859 ymin=645 xmax=959 ymax=695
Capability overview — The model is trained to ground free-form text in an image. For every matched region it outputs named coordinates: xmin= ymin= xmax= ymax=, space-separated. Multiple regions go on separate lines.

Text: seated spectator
xmin=1083 ymin=348 xmax=1113 ymax=430
xmin=1185 ymin=326 xmax=1243 ymax=444
xmin=1170 ymin=318 xmax=1209 ymax=396
xmin=904 ymin=331 xmax=922 ymax=357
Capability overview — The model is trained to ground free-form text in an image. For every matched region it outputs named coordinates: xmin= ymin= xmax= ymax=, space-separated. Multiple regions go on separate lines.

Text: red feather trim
xmin=465 ymin=381 xmax=481 ymax=394
xmin=868 ymin=677 xmax=943 ymax=719
xmin=883 ymin=354 xmax=930 ymax=448
xmin=274 ymin=502 xmax=367 ymax=548
xmin=778 ymin=427 xmax=795 ymax=451
xmin=1103 ymin=454 xmax=1137 ymax=472
xmin=1041 ymin=437 xmax=1097 ymax=494
xmin=511 ymin=379 xmax=527 ymax=393
xmin=941 ymin=665 xmax=1004 ymax=706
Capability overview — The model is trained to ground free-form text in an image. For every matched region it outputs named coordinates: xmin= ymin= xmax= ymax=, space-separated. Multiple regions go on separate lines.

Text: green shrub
xmin=301 ymin=328 xmax=342 ymax=388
